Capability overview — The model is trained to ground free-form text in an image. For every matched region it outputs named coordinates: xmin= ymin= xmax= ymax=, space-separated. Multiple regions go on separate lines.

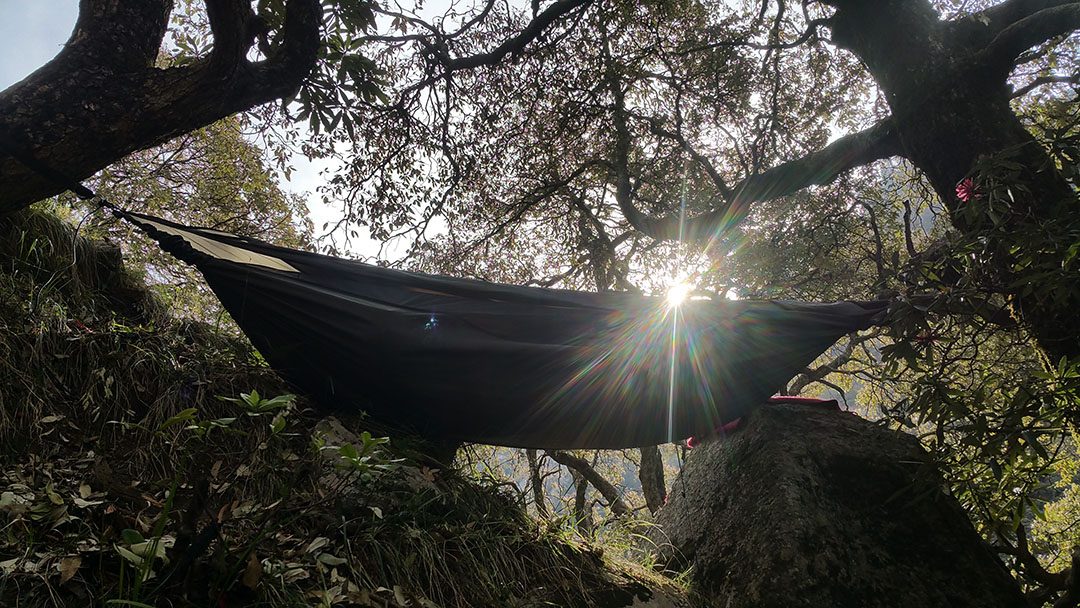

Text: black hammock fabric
xmin=118 ymin=209 xmax=888 ymax=449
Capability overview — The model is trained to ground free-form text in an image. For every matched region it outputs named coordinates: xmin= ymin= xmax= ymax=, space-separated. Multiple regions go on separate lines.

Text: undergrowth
xmin=0 ymin=209 xmax=684 ymax=607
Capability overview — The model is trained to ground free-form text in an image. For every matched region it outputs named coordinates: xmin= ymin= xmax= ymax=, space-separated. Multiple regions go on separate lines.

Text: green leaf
xmin=158 ymin=408 xmax=198 ymax=431
xmin=270 ymin=415 xmax=286 ymax=435
xmin=121 ymin=529 xmax=145 ymax=545
xmin=338 ymin=443 xmax=359 ymax=460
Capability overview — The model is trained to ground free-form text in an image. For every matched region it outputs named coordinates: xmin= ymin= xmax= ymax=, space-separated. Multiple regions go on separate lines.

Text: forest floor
xmin=0 ymin=209 xmax=688 ymax=607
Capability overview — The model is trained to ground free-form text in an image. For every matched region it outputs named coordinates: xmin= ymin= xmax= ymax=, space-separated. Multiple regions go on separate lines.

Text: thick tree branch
xmin=977 ymin=4 xmax=1080 ymax=77
xmin=206 ymin=0 xmax=255 ymax=72
xmin=1053 ymin=548 xmax=1080 ymax=608
xmin=619 ymin=119 xmax=901 ymax=243
xmin=546 ymin=450 xmax=629 ymax=517
xmin=1014 ymin=524 xmax=1070 ymax=589
xmin=1011 ymin=72 xmax=1080 ymax=97
xmin=70 ymin=0 xmax=171 ymax=69
xmin=0 ymin=0 xmax=322 ymax=212
xmin=970 ymin=0 xmax=1079 ymax=36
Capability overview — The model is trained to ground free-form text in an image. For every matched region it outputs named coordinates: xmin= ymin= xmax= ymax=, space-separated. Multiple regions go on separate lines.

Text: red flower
xmin=956 ymin=178 xmax=976 ymax=202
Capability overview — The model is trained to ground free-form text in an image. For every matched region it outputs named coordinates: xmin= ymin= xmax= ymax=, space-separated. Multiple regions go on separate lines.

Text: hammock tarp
xmin=119 ymin=209 xmax=887 ymax=449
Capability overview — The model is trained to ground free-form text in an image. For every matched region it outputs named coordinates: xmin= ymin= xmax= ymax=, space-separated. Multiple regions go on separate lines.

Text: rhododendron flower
xmin=956 ymin=178 xmax=976 ymax=202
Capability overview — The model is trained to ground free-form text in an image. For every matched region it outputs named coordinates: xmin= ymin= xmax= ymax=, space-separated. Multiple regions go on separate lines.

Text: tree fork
xmin=824 ymin=0 xmax=1080 ymax=361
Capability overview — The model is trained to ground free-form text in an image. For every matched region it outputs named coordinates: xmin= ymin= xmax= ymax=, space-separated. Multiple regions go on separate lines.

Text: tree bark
xmin=571 ymin=470 xmax=594 ymax=535
xmin=639 ymin=445 xmax=667 ymax=514
xmin=0 ymin=0 xmax=321 ymax=212
xmin=526 ymin=448 xmax=550 ymax=518
xmin=652 ymin=402 xmax=1027 ymax=607
xmin=821 ymin=0 xmax=1080 ymax=362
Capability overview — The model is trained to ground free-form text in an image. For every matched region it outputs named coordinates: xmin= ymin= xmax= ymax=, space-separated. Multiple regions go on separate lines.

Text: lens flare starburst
xmin=666 ymin=282 xmax=691 ymax=308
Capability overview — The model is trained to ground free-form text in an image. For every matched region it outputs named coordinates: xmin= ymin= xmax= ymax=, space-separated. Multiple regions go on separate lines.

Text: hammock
xmin=115 ymin=209 xmax=887 ymax=449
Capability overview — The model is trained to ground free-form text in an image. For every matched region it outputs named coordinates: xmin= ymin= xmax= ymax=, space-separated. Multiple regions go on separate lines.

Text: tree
xmin=2 ymin=0 xmax=1078 ymax=602
xmin=313 ymin=0 xmax=1077 ymax=360
xmin=0 ymin=0 xmax=376 ymax=212
xmin=302 ymin=0 xmax=1079 ymax=601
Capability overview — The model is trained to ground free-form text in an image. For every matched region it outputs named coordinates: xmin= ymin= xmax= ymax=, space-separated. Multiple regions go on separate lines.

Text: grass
xmin=0 ymin=208 xmax=686 ymax=607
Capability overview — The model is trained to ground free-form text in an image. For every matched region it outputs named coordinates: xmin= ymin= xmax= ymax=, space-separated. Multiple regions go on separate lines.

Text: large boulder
xmin=652 ymin=402 xmax=1026 ymax=607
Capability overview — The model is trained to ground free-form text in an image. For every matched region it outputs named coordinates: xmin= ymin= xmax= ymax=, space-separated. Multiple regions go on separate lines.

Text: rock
xmin=652 ymin=402 xmax=1026 ymax=607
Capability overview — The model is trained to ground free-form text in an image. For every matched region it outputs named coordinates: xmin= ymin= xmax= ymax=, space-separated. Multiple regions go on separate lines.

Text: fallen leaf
xmin=73 ymin=497 xmax=104 ymax=508
xmin=317 ymin=553 xmax=347 ymax=566
xmin=0 ymin=557 xmax=21 ymax=574
xmin=305 ymin=537 xmax=329 ymax=554
xmin=58 ymin=556 xmax=81 ymax=584
xmin=242 ymin=552 xmax=261 ymax=589
xmin=393 ymin=585 xmax=410 ymax=606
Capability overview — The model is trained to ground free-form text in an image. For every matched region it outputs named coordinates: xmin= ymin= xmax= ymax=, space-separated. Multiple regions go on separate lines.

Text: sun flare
xmin=666 ymin=282 xmax=691 ymax=308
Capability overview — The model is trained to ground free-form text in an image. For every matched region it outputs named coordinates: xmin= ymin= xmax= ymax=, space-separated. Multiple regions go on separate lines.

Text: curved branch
xmin=969 ymin=0 xmax=1079 ymax=36
xmin=546 ymin=450 xmax=629 ymax=517
xmin=1011 ymin=73 xmax=1080 ymax=97
xmin=998 ymin=524 xmax=1071 ymax=591
xmin=445 ymin=0 xmax=593 ymax=71
xmin=977 ymin=4 xmax=1080 ymax=77
xmin=621 ymin=119 xmax=902 ymax=243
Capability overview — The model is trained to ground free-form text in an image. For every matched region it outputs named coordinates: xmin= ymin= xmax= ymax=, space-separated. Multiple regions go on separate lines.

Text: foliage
xmin=0 ymin=209 xmax=682 ymax=607
xmin=73 ymin=116 xmax=313 ymax=325
xmin=6 ymin=0 xmax=1080 ymax=603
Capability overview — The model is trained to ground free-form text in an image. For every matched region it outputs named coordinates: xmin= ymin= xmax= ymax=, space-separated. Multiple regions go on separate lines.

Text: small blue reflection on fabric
xmin=424 ymin=313 xmax=439 ymax=332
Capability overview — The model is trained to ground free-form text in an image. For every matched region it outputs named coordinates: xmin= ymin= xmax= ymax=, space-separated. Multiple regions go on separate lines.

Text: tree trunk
xmin=825 ymin=0 xmax=1080 ymax=363
xmin=526 ymin=448 xmax=550 ymax=518
xmin=572 ymin=470 xmax=594 ymax=535
xmin=639 ymin=445 xmax=667 ymax=514
xmin=652 ymin=402 xmax=1026 ymax=607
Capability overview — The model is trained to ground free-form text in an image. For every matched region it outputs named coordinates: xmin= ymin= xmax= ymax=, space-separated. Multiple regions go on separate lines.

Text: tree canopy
xmin=1 ymin=0 xmax=1079 ymax=604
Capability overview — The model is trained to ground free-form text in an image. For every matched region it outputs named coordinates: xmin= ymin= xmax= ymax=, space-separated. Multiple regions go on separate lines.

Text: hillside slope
xmin=0 ymin=209 xmax=686 ymax=607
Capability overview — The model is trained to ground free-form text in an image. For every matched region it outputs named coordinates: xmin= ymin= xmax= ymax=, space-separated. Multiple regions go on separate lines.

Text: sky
xmin=0 ymin=2 xmax=78 ymax=89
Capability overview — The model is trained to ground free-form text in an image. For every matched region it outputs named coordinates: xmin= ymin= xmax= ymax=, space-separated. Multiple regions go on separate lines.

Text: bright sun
xmin=666 ymin=282 xmax=691 ymax=307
